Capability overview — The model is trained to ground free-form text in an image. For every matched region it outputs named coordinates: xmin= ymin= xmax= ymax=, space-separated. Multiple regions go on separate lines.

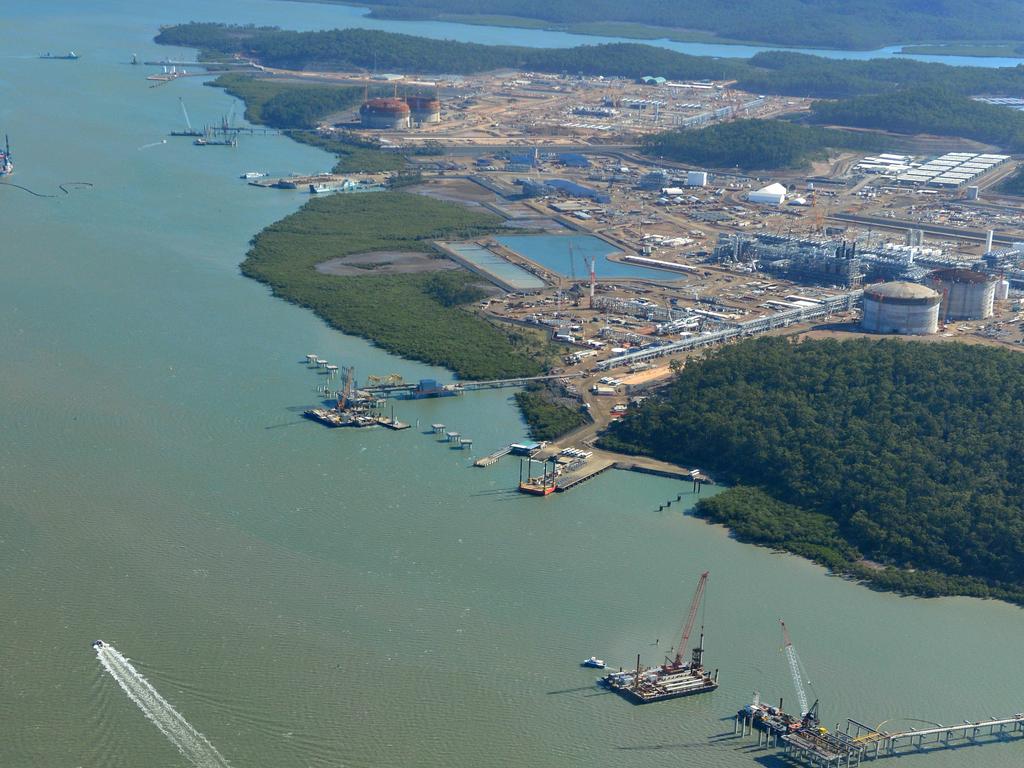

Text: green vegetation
xmin=739 ymin=51 xmax=1024 ymax=99
xmin=642 ymin=119 xmax=883 ymax=170
xmin=211 ymin=73 xmax=364 ymax=129
xmin=159 ymin=23 xmax=1024 ymax=100
xmin=693 ymin=487 xmax=859 ymax=573
xmin=207 ymin=74 xmax=404 ymax=173
xmin=244 ymin=192 xmax=547 ymax=379
xmin=810 ymin=86 xmax=1024 ymax=150
xmin=293 ymin=0 xmax=1024 ymax=50
xmin=602 ymin=337 xmax=1024 ymax=604
xmin=514 ymin=385 xmax=588 ymax=440
xmin=997 ymin=167 xmax=1024 ymax=195
xmin=283 ymin=130 xmax=406 ymax=174
xmin=898 ymin=43 xmax=1024 ymax=58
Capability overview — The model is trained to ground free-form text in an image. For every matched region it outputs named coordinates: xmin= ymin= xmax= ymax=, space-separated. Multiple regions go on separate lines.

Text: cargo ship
xmin=40 ymin=51 xmax=79 ymax=60
xmin=0 ymin=135 xmax=13 ymax=177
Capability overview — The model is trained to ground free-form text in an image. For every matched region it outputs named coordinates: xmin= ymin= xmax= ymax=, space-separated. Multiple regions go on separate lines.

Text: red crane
xmin=673 ymin=570 xmax=709 ymax=668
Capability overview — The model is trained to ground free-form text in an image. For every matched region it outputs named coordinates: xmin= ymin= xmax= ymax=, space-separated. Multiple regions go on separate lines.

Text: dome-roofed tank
xmin=861 ymin=281 xmax=940 ymax=335
xmin=360 ymin=98 xmax=411 ymax=129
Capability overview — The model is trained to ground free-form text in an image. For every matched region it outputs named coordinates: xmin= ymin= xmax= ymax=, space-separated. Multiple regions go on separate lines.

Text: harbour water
xmin=2 ymin=3 xmax=1024 ymax=768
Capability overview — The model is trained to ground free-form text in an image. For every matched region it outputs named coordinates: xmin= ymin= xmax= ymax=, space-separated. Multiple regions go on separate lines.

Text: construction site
xmin=248 ymin=66 xmax=802 ymax=148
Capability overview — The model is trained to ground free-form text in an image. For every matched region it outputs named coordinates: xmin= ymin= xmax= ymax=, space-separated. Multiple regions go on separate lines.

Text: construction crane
xmin=179 ymin=98 xmax=194 ymax=133
xmin=568 ymin=242 xmax=577 ymax=281
xmin=672 ymin=570 xmax=709 ymax=669
xmin=780 ymin=619 xmax=812 ymax=718
xmin=338 ymin=366 xmax=355 ymax=411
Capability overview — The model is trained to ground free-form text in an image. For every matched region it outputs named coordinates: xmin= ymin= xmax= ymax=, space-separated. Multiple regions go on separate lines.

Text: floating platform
xmin=303 ymin=408 xmax=375 ymax=428
xmin=602 ymin=664 xmax=719 ymax=704
xmin=376 ymin=416 xmax=410 ymax=430
xmin=518 ymin=479 xmax=556 ymax=496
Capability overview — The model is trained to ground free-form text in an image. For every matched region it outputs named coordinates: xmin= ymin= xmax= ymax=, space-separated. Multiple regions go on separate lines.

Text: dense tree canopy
xmin=810 ymin=86 xmax=1024 ymax=150
xmin=642 ymin=119 xmax=882 ymax=170
xmin=157 ymin=24 xmax=1024 ymax=100
xmin=244 ymin=192 xmax=548 ymax=380
xmin=313 ymin=0 xmax=1024 ymax=50
xmin=602 ymin=337 xmax=1024 ymax=602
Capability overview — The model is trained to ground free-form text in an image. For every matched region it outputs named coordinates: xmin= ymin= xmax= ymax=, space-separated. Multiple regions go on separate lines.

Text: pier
xmin=362 ymin=372 xmax=583 ymax=396
xmin=554 ymin=458 xmax=614 ymax=491
xmin=475 ymin=445 xmax=512 ymax=467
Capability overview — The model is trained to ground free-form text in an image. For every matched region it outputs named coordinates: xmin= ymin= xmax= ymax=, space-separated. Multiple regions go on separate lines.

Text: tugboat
xmin=0 ymin=135 xmax=12 ymax=177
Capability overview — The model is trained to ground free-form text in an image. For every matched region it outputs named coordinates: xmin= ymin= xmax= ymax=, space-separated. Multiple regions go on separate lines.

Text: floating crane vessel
xmin=601 ymin=571 xmax=719 ymax=703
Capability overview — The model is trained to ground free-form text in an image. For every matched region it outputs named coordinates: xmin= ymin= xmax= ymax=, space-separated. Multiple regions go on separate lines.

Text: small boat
xmin=40 ymin=51 xmax=79 ymax=60
xmin=92 ymin=639 xmax=105 ymax=649
xmin=582 ymin=656 xmax=606 ymax=669
xmin=242 ymin=171 xmax=267 ymax=180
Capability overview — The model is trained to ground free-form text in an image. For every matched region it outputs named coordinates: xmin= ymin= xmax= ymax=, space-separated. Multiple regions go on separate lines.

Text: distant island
xmin=602 ymin=337 xmax=1024 ymax=605
xmin=291 ymin=0 xmax=1024 ymax=52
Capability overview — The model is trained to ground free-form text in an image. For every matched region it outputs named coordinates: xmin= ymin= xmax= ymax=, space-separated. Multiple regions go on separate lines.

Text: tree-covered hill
xmin=641 ymin=119 xmax=882 ymax=170
xmin=810 ymin=86 xmax=1024 ymax=150
xmin=601 ymin=337 xmax=1024 ymax=603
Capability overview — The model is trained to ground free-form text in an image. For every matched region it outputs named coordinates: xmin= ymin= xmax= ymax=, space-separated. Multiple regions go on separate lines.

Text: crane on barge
xmin=669 ymin=570 xmax=709 ymax=671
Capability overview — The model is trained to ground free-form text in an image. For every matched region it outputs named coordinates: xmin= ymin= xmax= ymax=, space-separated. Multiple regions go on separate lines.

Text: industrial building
xmin=714 ymin=234 xmax=864 ymax=287
xmin=896 ymin=152 xmax=1011 ymax=188
xmin=748 ymin=183 xmax=787 ymax=205
xmin=861 ymin=282 xmax=940 ymax=335
xmin=928 ymin=268 xmax=995 ymax=320
xmin=406 ymin=95 xmax=441 ymax=124
xmin=359 ymin=98 xmax=411 ymax=129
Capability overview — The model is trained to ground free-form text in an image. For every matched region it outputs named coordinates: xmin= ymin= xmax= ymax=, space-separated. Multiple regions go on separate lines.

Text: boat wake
xmin=94 ymin=642 xmax=230 ymax=768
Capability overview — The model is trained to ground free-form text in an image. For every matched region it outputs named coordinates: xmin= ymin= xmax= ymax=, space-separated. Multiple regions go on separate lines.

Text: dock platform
xmin=555 ymin=459 xmax=615 ymax=491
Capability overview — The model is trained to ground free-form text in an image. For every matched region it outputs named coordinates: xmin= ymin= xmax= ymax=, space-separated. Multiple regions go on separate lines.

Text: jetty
xmin=475 ymin=445 xmax=512 ymax=467
xmin=554 ymin=458 xmax=614 ymax=491
xmin=738 ymin=712 xmax=1024 ymax=766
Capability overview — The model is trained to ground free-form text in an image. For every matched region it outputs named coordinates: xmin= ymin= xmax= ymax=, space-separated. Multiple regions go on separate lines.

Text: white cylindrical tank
xmin=929 ymin=268 xmax=995 ymax=320
xmin=861 ymin=282 xmax=940 ymax=335
xmin=687 ymin=170 xmax=708 ymax=187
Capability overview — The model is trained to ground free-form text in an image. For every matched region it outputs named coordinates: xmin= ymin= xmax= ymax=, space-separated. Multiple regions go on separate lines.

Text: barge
xmin=601 ymin=571 xmax=719 ymax=703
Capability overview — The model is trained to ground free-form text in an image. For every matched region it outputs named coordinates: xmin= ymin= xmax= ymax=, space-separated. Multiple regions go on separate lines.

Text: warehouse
xmin=748 ymin=183 xmax=787 ymax=205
